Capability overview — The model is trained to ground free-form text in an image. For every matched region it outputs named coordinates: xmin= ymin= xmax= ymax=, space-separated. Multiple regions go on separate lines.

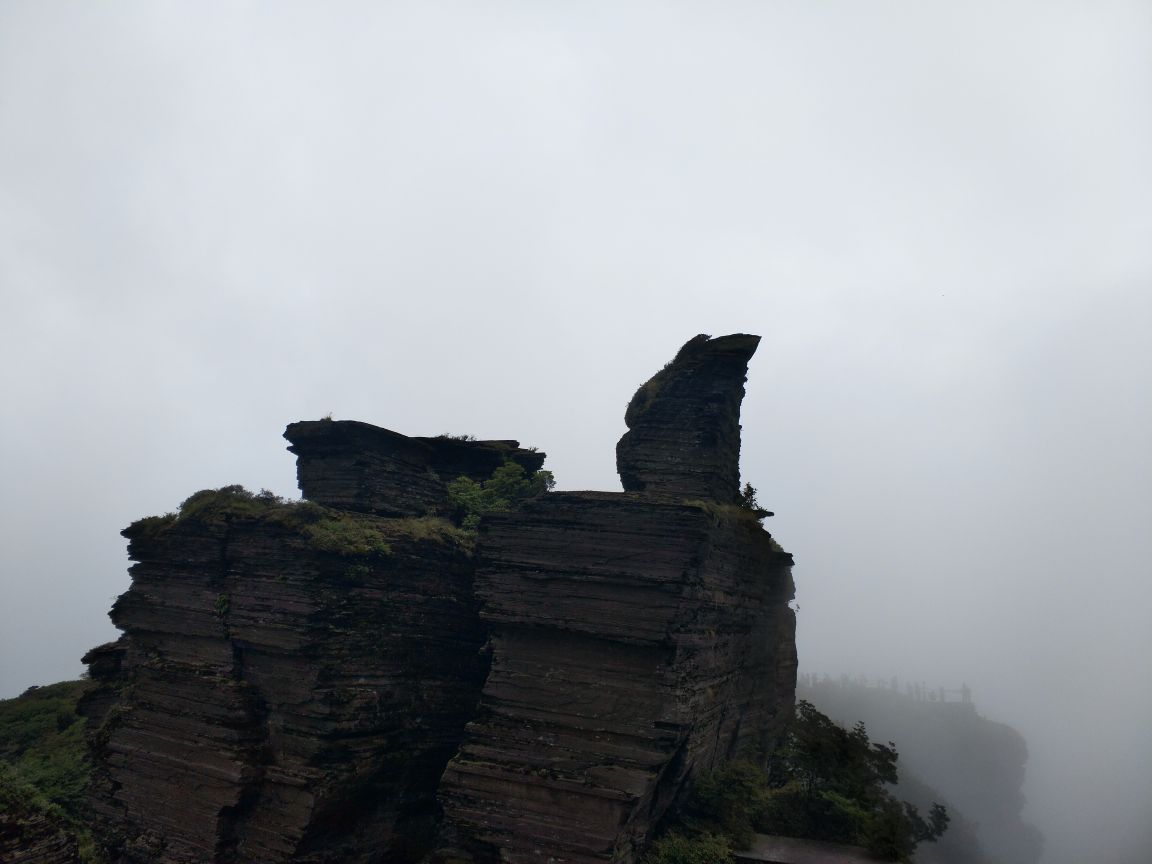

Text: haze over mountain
xmin=2 ymin=4 xmax=1150 ymax=863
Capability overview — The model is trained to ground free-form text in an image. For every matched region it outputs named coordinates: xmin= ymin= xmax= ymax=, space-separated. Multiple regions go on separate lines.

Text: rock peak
xmin=617 ymin=333 xmax=760 ymax=502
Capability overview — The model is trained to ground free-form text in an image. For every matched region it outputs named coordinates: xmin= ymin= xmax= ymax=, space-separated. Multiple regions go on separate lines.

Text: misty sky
xmin=1 ymin=3 xmax=1150 ymax=863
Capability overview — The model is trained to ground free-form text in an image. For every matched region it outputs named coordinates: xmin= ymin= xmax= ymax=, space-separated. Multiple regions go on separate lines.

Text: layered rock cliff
xmin=81 ymin=489 xmax=487 ymax=864
xmin=284 ymin=422 xmax=544 ymax=518
xmin=437 ymin=494 xmax=794 ymax=864
xmin=0 ymin=796 xmax=79 ymax=864
xmin=617 ymin=333 xmax=760 ymax=503
xmin=81 ymin=333 xmax=796 ymax=864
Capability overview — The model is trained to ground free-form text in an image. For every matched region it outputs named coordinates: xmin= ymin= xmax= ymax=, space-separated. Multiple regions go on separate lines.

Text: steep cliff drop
xmin=80 ymin=333 xmax=797 ymax=864
xmin=436 ymin=334 xmax=796 ymax=864
xmin=78 ymin=435 xmax=540 ymax=864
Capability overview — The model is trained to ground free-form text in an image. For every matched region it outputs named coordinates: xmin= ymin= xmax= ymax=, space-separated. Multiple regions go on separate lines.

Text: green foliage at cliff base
xmin=0 ymin=680 xmax=106 ymax=861
xmin=643 ymin=832 xmax=733 ymax=864
xmin=644 ymin=701 xmax=948 ymax=864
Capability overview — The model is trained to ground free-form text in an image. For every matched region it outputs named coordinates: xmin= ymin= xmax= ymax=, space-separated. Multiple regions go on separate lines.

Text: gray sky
xmin=2 ymin=3 xmax=1150 ymax=862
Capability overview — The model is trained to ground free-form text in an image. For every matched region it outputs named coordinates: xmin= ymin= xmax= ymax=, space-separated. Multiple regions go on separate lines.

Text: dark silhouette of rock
xmin=437 ymin=492 xmax=795 ymax=864
xmin=81 ymin=495 xmax=487 ymax=863
xmin=81 ymin=333 xmax=795 ymax=864
xmin=285 ymin=420 xmax=545 ymax=517
xmin=0 ymin=801 xmax=80 ymax=864
xmin=617 ymin=333 xmax=761 ymax=503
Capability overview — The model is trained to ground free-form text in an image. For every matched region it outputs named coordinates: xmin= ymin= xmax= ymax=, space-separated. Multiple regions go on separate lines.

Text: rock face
xmin=617 ymin=334 xmax=761 ymax=503
xmin=0 ymin=803 xmax=80 ymax=864
xmin=437 ymin=494 xmax=795 ymax=863
xmin=83 ymin=333 xmax=796 ymax=864
xmin=285 ymin=421 xmax=545 ymax=518
xmin=81 ymin=494 xmax=487 ymax=864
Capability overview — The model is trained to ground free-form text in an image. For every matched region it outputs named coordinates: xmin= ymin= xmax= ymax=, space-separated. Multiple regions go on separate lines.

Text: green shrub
xmin=178 ymin=485 xmax=276 ymax=522
xmin=647 ymin=703 xmax=949 ymax=863
xmin=681 ymin=499 xmax=767 ymax=531
xmin=0 ymin=681 xmax=92 ymax=815
xmin=126 ymin=486 xmax=395 ymax=558
xmin=737 ymin=483 xmax=773 ymax=521
xmin=690 ymin=761 xmax=772 ymax=849
xmin=758 ymin=701 xmax=948 ymax=860
xmin=0 ymin=681 xmax=105 ymax=861
xmin=393 ymin=516 xmax=474 ymax=548
xmin=644 ymin=832 xmax=733 ymax=864
xmin=297 ymin=514 xmax=392 ymax=557
xmin=446 ymin=460 xmax=555 ymax=530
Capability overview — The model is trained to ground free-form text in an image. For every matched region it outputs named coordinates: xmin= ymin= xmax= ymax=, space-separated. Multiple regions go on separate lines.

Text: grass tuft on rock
xmin=123 ymin=485 xmax=485 ymax=559
xmin=125 ymin=486 xmax=396 ymax=557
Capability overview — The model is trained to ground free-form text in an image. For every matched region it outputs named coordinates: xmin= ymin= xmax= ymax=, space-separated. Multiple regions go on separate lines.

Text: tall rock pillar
xmin=616 ymin=333 xmax=761 ymax=503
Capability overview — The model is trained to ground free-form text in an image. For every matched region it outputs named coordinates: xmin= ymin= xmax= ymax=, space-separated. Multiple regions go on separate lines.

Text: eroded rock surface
xmin=437 ymin=494 xmax=795 ymax=864
xmin=0 ymin=802 xmax=80 ymax=864
xmin=436 ymin=334 xmax=797 ymax=864
xmin=285 ymin=421 xmax=545 ymax=518
xmin=82 ymin=495 xmax=486 ymax=864
xmin=616 ymin=334 xmax=761 ymax=503
xmin=83 ymin=333 xmax=796 ymax=864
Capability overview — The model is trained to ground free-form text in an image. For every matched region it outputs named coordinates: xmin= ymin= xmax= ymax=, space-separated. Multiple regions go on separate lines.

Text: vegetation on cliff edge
xmin=644 ymin=701 xmax=948 ymax=864
xmin=0 ymin=680 xmax=105 ymax=861
xmin=125 ymin=485 xmax=484 ymax=556
xmin=682 ymin=493 xmax=787 ymax=555
xmin=446 ymin=459 xmax=555 ymax=531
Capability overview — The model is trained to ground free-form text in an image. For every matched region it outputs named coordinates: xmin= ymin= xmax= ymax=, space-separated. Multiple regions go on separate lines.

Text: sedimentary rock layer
xmin=82 ymin=497 xmax=486 ymax=864
xmin=285 ymin=421 xmax=545 ymax=518
xmin=81 ymin=332 xmax=796 ymax=864
xmin=437 ymin=493 xmax=796 ymax=864
xmin=0 ymin=802 xmax=79 ymax=864
xmin=616 ymin=334 xmax=761 ymax=503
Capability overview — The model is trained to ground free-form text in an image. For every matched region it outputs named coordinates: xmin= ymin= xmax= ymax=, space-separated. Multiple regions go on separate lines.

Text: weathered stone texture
xmin=437 ymin=494 xmax=796 ymax=864
xmin=0 ymin=804 xmax=80 ymax=864
xmin=83 ymin=332 xmax=796 ymax=864
xmin=82 ymin=510 xmax=486 ymax=864
xmin=284 ymin=421 xmax=545 ymax=517
xmin=616 ymin=334 xmax=761 ymax=503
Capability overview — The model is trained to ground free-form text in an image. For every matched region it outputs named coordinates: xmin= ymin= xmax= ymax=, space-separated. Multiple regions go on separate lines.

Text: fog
xmin=1 ymin=3 xmax=1149 ymax=862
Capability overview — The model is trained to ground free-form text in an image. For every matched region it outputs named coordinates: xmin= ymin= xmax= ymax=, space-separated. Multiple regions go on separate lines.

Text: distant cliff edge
xmin=797 ymin=675 xmax=1044 ymax=864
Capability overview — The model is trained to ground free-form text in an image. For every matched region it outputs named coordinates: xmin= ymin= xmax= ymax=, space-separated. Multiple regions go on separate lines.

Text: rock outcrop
xmin=0 ymin=800 xmax=80 ymax=864
xmin=82 ymin=334 xmax=796 ymax=864
xmin=285 ymin=421 xmax=544 ymax=518
xmin=437 ymin=493 xmax=795 ymax=863
xmin=617 ymin=334 xmax=760 ymax=503
xmin=81 ymin=493 xmax=487 ymax=864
